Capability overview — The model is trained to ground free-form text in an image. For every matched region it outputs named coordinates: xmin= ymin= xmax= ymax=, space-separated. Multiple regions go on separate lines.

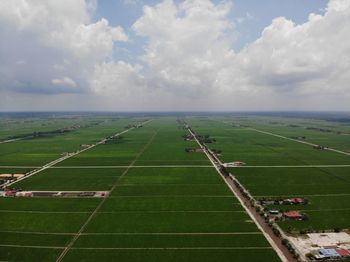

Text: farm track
xmin=186 ymin=124 xmax=293 ymax=262
xmin=0 ymin=138 xmax=23 ymax=144
xmin=247 ymin=127 xmax=350 ymax=157
xmin=0 ymin=210 xmax=247 ymax=214
xmin=2 ymin=120 xmax=152 ymax=188
xmin=0 ymin=230 xmax=262 ymax=236
xmin=0 ymin=244 xmax=272 ymax=250
xmin=4 ymin=164 xmax=350 ymax=169
xmin=55 ymin=124 xmax=159 ymax=262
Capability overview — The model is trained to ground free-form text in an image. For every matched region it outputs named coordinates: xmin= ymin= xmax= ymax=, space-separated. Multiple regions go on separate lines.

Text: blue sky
xmin=0 ymin=0 xmax=349 ymax=111
xmin=95 ymin=0 xmax=328 ymax=52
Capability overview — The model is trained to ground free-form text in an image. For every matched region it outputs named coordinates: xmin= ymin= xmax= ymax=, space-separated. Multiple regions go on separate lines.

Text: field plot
xmin=187 ymin=118 xmax=350 ymax=166
xmin=187 ymin=116 xmax=350 ymax=236
xmin=225 ymin=115 xmax=350 ymax=152
xmin=13 ymin=168 xmax=126 ymax=191
xmin=233 ymin=167 xmax=350 ymax=231
xmin=0 ymin=117 xmax=282 ymax=261
xmin=69 ymin=166 xmax=279 ymax=261
xmin=57 ymin=123 xmax=159 ymax=166
xmin=135 ymin=118 xmax=209 ymax=165
xmin=0 ymin=118 xmax=138 ymax=166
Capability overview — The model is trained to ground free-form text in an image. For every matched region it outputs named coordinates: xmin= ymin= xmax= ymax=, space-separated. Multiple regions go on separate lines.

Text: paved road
xmin=187 ymin=125 xmax=294 ymax=262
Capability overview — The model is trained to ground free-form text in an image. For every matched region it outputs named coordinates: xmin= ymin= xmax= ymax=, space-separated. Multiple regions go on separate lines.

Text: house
xmin=283 ymin=211 xmax=304 ymax=220
xmin=336 ymin=248 xmax=350 ymax=258
xmin=319 ymin=248 xmax=341 ymax=259
xmin=223 ymin=161 xmax=246 ymax=167
xmin=269 ymin=210 xmax=279 ymax=215
xmin=284 ymin=197 xmax=306 ymax=205
xmin=16 ymin=191 xmax=33 ymax=197
xmin=4 ymin=190 xmax=17 ymax=197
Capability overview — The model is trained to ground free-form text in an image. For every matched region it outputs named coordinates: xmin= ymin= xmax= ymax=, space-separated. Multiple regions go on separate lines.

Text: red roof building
xmin=283 ymin=211 xmax=304 ymax=219
xmin=336 ymin=248 xmax=350 ymax=257
xmin=291 ymin=198 xmax=305 ymax=204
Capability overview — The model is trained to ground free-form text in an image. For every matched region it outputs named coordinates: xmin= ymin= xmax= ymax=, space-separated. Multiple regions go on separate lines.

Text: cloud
xmin=0 ymin=0 xmax=127 ymax=94
xmin=0 ymin=0 xmax=350 ymax=110
xmin=52 ymin=77 xmax=77 ymax=88
xmin=236 ymin=0 xmax=350 ymax=98
xmin=131 ymin=0 xmax=235 ymax=96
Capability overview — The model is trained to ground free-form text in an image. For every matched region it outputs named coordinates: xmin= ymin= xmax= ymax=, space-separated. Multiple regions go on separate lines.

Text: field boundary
xmin=2 ymin=120 xmax=152 ymax=189
xmin=55 ymin=124 xmax=159 ymax=262
xmin=247 ymin=127 xmax=350 ymax=156
xmin=186 ymin=123 xmax=290 ymax=262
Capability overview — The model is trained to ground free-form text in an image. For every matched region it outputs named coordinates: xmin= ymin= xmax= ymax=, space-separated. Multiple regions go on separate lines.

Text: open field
xmin=2 ymin=113 xmax=350 ymax=261
xmin=0 ymin=117 xmax=143 ymax=166
xmin=0 ymin=115 xmax=280 ymax=262
xmin=187 ymin=115 xmax=350 ymax=236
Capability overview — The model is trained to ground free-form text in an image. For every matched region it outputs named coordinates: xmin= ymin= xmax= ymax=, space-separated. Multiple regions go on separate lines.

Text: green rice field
xmin=1 ymin=113 xmax=350 ymax=261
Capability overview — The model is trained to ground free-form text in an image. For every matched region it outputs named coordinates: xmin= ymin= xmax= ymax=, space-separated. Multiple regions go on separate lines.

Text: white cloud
xmin=90 ymin=61 xmax=144 ymax=95
xmin=237 ymin=0 xmax=350 ymax=98
xmin=52 ymin=77 xmax=77 ymax=88
xmin=0 ymin=0 xmax=350 ymax=110
xmin=131 ymin=0 xmax=235 ymax=96
xmin=0 ymin=0 xmax=127 ymax=93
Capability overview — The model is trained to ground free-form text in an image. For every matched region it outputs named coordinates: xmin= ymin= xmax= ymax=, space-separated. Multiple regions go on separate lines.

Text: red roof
xmin=336 ymin=249 xmax=350 ymax=257
xmin=284 ymin=211 xmax=303 ymax=218
xmin=291 ymin=198 xmax=304 ymax=203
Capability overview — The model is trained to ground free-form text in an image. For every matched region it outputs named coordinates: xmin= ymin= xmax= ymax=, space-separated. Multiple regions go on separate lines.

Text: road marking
xmin=56 ymin=123 xmax=158 ymax=262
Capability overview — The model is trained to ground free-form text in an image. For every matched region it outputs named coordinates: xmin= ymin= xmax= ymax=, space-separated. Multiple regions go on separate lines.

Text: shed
xmin=283 ymin=211 xmax=303 ymax=219
xmin=319 ymin=248 xmax=341 ymax=259
xmin=336 ymin=248 xmax=350 ymax=257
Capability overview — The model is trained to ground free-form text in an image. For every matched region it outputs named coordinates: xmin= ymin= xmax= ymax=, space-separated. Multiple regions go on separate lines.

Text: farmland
xmin=1 ymin=112 xmax=350 ymax=261
xmin=186 ymin=115 xmax=350 ymax=237
xmin=0 ymin=114 xmax=280 ymax=262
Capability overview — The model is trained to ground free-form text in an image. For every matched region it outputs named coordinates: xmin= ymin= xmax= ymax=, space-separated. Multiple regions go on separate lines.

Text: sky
xmin=0 ymin=0 xmax=349 ymax=112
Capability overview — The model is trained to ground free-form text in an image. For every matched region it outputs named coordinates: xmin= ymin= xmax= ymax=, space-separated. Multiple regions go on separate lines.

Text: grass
xmin=0 ymin=247 xmax=61 ymax=262
xmin=118 ymin=167 xmax=221 ymax=185
xmin=74 ymin=234 xmax=269 ymax=248
xmin=111 ymin=184 xmax=232 ymax=196
xmin=0 ymin=212 xmax=90 ymax=233
xmin=100 ymin=196 xmax=240 ymax=211
xmin=188 ymin=116 xmax=350 ymax=233
xmin=84 ymin=211 xmax=257 ymax=233
xmin=63 ymin=249 xmax=280 ymax=262
xmin=233 ymin=167 xmax=350 ymax=196
xmin=10 ymin=115 xmax=345 ymax=261
xmin=13 ymin=168 xmax=126 ymax=191
xmin=0 ymin=198 xmax=100 ymax=212
xmin=0 ymin=232 xmax=72 ymax=247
